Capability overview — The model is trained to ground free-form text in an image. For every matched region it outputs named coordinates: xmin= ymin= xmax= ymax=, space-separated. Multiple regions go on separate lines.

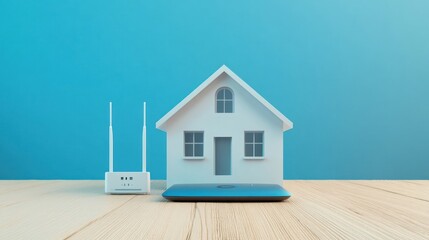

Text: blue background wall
xmin=1 ymin=1 xmax=428 ymax=180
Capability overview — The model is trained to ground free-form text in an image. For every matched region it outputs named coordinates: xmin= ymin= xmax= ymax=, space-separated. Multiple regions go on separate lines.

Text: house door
xmin=214 ymin=137 xmax=232 ymax=175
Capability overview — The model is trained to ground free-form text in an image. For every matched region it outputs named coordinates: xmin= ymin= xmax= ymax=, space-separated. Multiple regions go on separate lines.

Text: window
xmin=216 ymin=87 xmax=234 ymax=113
xmin=184 ymin=132 xmax=204 ymax=157
xmin=244 ymin=132 xmax=264 ymax=157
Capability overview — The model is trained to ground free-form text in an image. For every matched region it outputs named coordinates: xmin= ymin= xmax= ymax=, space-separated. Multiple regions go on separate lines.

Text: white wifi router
xmin=105 ymin=102 xmax=150 ymax=194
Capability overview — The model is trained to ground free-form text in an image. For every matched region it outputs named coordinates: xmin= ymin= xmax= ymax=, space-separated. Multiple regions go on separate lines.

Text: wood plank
xmin=351 ymin=180 xmax=429 ymax=201
xmin=0 ymin=180 xmax=53 ymax=195
xmin=67 ymin=187 xmax=196 ymax=239
xmin=188 ymin=201 xmax=319 ymax=240
xmin=404 ymin=180 xmax=429 ymax=185
xmin=0 ymin=181 xmax=134 ymax=240
xmin=0 ymin=181 xmax=79 ymax=208
xmin=287 ymin=181 xmax=429 ymax=239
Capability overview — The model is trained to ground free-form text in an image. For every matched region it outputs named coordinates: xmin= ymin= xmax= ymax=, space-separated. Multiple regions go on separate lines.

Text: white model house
xmin=156 ymin=65 xmax=293 ymax=187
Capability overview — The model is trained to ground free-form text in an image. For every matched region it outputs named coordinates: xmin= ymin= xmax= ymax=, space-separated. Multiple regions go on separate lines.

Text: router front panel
xmin=105 ymin=172 xmax=150 ymax=194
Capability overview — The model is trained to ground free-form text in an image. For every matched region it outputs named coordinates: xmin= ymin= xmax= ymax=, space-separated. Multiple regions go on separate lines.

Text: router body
xmin=105 ymin=172 xmax=150 ymax=194
xmin=105 ymin=102 xmax=151 ymax=195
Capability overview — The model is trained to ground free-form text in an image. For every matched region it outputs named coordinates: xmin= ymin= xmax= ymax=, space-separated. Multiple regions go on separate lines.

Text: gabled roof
xmin=156 ymin=65 xmax=293 ymax=131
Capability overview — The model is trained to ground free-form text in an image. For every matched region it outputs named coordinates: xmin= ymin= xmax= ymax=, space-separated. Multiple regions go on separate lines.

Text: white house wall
xmin=164 ymin=73 xmax=284 ymax=187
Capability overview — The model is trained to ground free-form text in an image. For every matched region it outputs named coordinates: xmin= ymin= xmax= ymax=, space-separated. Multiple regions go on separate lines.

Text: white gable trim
xmin=156 ymin=65 xmax=293 ymax=131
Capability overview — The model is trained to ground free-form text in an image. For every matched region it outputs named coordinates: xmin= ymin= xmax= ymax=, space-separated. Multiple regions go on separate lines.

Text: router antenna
xmin=142 ymin=102 xmax=147 ymax=172
xmin=109 ymin=102 xmax=114 ymax=172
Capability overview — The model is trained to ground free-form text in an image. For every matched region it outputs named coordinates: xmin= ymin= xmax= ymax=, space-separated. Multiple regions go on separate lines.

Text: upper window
xmin=216 ymin=87 xmax=234 ymax=113
xmin=184 ymin=131 xmax=204 ymax=157
xmin=245 ymin=132 xmax=264 ymax=157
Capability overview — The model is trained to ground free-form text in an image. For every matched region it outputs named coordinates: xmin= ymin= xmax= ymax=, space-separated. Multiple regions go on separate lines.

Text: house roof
xmin=156 ymin=65 xmax=293 ymax=131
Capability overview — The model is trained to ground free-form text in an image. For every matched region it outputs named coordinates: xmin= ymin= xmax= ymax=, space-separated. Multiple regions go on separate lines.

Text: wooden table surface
xmin=0 ymin=180 xmax=428 ymax=240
